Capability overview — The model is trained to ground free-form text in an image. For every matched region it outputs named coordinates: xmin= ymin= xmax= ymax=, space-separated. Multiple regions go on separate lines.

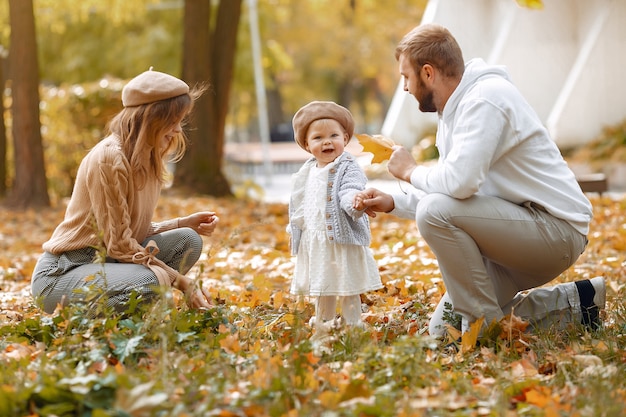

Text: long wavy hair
xmin=106 ymin=85 xmax=204 ymax=189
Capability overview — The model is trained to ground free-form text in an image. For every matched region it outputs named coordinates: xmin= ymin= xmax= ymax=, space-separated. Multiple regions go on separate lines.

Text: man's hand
xmin=388 ymin=146 xmax=418 ymax=183
xmin=353 ymin=188 xmax=395 ymax=218
xmin=179 ymin=212 xmax=219 ymax=236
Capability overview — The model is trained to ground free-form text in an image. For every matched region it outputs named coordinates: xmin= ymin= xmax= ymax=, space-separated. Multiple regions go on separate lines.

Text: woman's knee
xmin=169 ymin=228 xmax=203 ymax=273
xmin=182 ymin=227 xmax=203 ymax=261
xmin=179 ymin=227 xmax=203 ymax=252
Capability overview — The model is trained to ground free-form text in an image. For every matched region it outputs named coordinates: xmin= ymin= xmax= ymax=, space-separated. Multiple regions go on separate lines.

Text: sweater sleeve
xmin=410 ymin=99 xmax=507 ymax=199
xmin=148 ymin=218 xmax=179 ymax=236
xmin=337 ymin=158 xmax=368 ymax=221
xmin=87 ymin=156 xmax=182 ymax=286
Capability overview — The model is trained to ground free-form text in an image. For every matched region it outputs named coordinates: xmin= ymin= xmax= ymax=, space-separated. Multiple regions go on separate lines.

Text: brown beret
xmin=122 ymin=68 xmax=189 ymax=107
xmin=292 ymin=101 xmax=355 ymax=149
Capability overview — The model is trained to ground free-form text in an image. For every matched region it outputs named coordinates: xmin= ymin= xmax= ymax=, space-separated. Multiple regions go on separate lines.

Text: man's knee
xmin=416 ymin=193 xmax=455 ymax=235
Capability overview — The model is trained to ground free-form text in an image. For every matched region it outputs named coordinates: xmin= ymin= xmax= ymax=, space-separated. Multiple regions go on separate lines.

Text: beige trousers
xmin=415 ymin=193 xmax=588 ymax=336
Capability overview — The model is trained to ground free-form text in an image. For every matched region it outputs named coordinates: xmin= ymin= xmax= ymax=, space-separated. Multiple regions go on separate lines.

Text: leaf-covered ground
xmin=1 ymin=190 xmax=625 ymax=416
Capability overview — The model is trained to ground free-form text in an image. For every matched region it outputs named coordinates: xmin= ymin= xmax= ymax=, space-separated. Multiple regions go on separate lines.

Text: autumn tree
xmin=234 ymin=0 xmax=427 ymax=134
xmin=175 ymin=0 xmax=241 ymax=196
xmin=0 ymin=50 xmax=7 ymax=197
xmin=5 ymin=0 xmax=49 ymax=208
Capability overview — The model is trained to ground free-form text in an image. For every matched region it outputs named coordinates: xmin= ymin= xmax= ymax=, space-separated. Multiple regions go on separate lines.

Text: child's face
xmin=304 ymin=119 xmax=349 ymax=167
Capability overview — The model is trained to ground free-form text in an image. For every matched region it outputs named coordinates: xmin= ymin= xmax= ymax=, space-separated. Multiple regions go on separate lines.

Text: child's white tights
xmin=316 ymin=295 xmax=362 ymax=326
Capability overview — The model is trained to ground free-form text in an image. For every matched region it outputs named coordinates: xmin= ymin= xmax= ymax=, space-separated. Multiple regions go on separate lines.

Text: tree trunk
xmin=176 ymin=0 xmax=242 ymax=197
xmin=0 ymin=53 xmax=7 ymax=197
xmin=5 ymin=0 xmax=49 ymax=208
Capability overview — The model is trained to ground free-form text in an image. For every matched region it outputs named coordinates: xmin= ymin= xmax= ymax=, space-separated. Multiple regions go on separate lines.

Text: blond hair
xmin=395 ymin=24 xmax=465 ymax=79
xmin=107 ymin=86 xmax=204 ymax=189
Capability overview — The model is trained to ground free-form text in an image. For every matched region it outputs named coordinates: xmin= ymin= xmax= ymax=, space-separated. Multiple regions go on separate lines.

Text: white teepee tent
xmin=382 ymin=0 xmax=626 ymax=150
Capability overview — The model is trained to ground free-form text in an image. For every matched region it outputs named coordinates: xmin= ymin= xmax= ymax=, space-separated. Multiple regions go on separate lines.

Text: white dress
xmin=290 ymin=164 xmax=382 ymax=297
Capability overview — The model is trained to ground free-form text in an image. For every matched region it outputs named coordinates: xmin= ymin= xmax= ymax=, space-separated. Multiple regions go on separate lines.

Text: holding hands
xmin=354 ymin=188 xmax=395 ymax=218
xmin=353 ymin=144 xmax=417 ymax=217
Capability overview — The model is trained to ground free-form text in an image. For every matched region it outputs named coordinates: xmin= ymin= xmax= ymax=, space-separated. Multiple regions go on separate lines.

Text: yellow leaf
xmin=219 ymin=334 xmax=241 ymax=354
xmin=510 ymin=358 xmax=538 ymax=378
xmin=516 ymin=0 xmax=543 ymax=9
xmin=273 ymin=290 xmax=286 ymax=308
xmin=319 ymin=390 xmax=341 ymax=408
xmin=461 ymin=317 xmax=484 ymax=353
xmin=445 ymin=324 xmax=461 ymax=343
xmin=338 ymin=378 xmax=371 ymax=402
xmin=355 ymin=133 xmax=395 ymax=164
xmin=525 ymin=387 xmax=549 ymax=407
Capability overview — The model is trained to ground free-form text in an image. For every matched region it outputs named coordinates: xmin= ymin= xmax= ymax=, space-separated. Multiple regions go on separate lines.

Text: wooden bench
xmin=576 ymin=173 xmax=608 ymax=195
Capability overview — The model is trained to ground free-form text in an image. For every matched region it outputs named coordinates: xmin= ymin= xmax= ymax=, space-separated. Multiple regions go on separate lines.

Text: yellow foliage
xmin=355 ymin=133 xmax=395 ymax=164
xmin=461 ymin=317 xmax=484 ymax=353
xmin=516 ymin=0 xmax=544 ymax=9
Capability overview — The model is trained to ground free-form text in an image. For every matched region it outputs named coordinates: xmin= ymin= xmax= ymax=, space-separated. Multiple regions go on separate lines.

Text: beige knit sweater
xmin=43 ymin=135 xmax=181 ymax=286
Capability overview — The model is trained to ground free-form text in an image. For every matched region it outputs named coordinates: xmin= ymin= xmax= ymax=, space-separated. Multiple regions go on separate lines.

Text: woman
xmin=32 ymin=69 xmax=218 ymax=313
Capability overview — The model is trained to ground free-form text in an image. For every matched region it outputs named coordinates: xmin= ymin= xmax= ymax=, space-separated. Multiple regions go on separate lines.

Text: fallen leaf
xmin=461 ymin=317 xmax=484 ymax=353
xmin=355 ymin=133 xmax=395 ymax=164
xmin=572 ymin=354 xmax=602 ymax=367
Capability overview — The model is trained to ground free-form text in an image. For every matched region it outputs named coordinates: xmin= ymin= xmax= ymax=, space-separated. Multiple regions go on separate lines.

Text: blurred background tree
xmin=0 ymin=0 xmax=427 ymax=204
xmin=6 ymin=0 xmax=49 ymax=208
xmin=176 ymin=0 xmax=241 ymax=197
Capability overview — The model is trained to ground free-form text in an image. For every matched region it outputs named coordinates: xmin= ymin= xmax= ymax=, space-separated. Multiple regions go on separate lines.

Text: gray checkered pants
xmin=31 ymin=228 xmax=203 ymax=313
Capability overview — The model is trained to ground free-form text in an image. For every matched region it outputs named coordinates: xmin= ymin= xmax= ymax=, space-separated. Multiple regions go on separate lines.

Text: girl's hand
xmin=353 ymin=188 xmax=394 ymax=218
xmin=353 ymin=193 xmax=366 ymax=211
xmin=179 ymin=211 xmax=219 ymax=236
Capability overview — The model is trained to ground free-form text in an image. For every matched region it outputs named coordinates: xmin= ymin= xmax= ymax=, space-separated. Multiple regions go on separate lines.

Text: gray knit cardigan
xmin=288 ymin=152 xmax=371 ymax=256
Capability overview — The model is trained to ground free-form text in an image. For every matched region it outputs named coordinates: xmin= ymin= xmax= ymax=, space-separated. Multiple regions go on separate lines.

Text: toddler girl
xmin=288 ymin=101 xmax=382 ymax=329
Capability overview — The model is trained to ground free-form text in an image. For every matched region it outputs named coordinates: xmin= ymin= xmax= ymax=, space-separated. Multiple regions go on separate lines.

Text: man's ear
xmin=422 ymin=63 xmax=435 ymax=81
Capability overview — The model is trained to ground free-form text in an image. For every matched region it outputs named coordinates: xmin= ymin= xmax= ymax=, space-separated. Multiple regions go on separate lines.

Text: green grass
xmin=1 ymin=288 xmax=625 ymax=417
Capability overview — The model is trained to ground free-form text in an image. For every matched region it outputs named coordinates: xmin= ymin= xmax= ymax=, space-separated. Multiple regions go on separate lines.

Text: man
xmin=354 ymin=23 xmax=604 ymax=337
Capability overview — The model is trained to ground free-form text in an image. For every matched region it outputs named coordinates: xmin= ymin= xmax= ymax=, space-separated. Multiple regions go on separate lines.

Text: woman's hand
xmin=179 ymin=211 xmax=219 ymax=236
xmin=175 ymin=276 xmax=213 ymax=309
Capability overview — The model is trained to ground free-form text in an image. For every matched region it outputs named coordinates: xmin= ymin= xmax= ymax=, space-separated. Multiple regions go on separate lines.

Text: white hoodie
xmin=393 ymin=58 xmax=592 ymax=235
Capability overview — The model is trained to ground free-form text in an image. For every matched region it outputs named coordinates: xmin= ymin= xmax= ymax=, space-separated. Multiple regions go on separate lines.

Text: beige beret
xmin=122 ymin=69 xmax=189 ymax=107
xmin=292 ymin=101 xmax=355 ymax=149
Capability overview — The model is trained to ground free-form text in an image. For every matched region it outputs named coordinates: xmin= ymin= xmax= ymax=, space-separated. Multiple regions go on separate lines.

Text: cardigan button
xmin=326 ymin=213 xmax=331 ymax=218
xmin=327 ymin=225 xmax=332 ymax=230
xmin=329 ymin=236 xmax=334 ymax=240
xmin=327 ymin=196 xmax=332 ymax=201
xmin=330 ymin=168 xmax=336 ymax=174
xmin=328 ymin=181 xmax=333 ymax=187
